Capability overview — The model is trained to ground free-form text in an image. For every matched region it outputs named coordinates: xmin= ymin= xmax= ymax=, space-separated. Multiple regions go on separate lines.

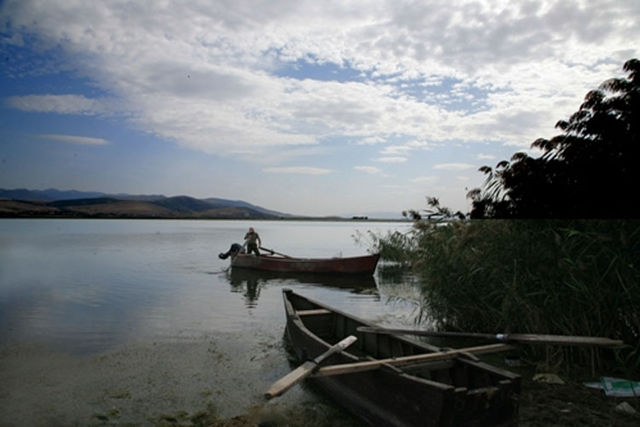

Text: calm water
xmin=0 ymin=219 xmax=421 ymax=425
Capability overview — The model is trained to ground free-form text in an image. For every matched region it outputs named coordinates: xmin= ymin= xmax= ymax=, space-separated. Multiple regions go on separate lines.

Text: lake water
xmin=0 ymin=219 xmax=423 ymax=425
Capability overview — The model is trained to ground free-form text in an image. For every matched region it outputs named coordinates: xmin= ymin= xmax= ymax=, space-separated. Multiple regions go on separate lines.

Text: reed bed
xmin=375 ymin=220 xmax=640 ymax=375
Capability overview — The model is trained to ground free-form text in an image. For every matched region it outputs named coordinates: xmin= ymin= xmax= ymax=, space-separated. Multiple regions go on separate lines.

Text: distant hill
xmin=0 ymin=188 xmax=107 ymax=201
xmin=0 ymin=188 xmax=292 ymax=219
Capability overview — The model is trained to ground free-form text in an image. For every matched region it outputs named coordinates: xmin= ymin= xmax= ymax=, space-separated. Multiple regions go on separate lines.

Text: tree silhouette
xmin=469 ymin=59 xmax=640 ymax=218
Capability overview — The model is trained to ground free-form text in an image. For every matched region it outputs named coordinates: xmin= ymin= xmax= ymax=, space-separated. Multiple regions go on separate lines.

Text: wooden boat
xmin=282 ymin=289 xmax=520 ymax=427
xmin=231 ymin=252 xmax=379 ymax=275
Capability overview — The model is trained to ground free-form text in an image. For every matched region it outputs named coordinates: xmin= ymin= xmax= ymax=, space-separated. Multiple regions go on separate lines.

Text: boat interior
xmin=288 ymin=291 xmax=519 ymax=392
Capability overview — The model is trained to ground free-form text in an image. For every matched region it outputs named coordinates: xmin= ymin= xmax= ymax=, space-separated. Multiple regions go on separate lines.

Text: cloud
xmin=39 ymin=134 xmax=109 ymax=145
xmin=410 ymin=176 xmax=438 ymax=183
xmin=263 ymin=166 xmax=331 ymax=175
xmin=376 ymin=156 xmax=407 ymax=163
xmin=6 ymin=94 xmax=113 ymax=115
xmin=434 ymin=163 xmax=475 ymax=171
xmin=2 ymin=0 xmax=639 ymax=161
xmin=357 ymin=136 xmax=387 ymax=145
xmin=354 ymin=166 xmax=382 ymax=174
xmin=380 ymin=145 xmax=413 ymax=156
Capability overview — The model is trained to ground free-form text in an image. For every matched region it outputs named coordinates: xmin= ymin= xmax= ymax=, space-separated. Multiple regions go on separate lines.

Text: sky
xmin=1 ymin=1 xmax=639 ymax=217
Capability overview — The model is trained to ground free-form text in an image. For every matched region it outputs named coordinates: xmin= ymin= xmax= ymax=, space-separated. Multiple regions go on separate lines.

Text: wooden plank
xmin=314 ymin=343 xmax=515 ymax=377
xmin=297 ymin=309 xmax=331 ymax=316
xmin=400 ymin=359 xmax=455 ymax=373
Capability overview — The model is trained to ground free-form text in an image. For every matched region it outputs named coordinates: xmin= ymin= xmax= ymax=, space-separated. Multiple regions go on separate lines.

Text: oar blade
xmin=265 ymin=335 xmax=357 ymax=399
xmin=265 ymin=360 xmax=315 ymax=399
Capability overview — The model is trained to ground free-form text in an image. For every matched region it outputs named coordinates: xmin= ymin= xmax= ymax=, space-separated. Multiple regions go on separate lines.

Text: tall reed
xmin=374 ymin=220 xmax=640 ymax=374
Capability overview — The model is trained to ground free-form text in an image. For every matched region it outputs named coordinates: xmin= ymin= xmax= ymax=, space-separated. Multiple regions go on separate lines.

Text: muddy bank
xmin=167 ymin=375 xmax=640 ymax=427
xmin=0 ymin=332 xmax=358 ymax=426
xmin=1 ymin=337 xmax=637 ymax=426
xmin=202 ymin=373 xmax=640 ymax=427
xmin=518 ymin=374 xmax=639 ymax=427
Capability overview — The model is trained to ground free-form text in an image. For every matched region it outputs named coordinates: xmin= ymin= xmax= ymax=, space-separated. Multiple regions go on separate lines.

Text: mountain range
xmin=0 ymin=188 xmax=292 ymax=219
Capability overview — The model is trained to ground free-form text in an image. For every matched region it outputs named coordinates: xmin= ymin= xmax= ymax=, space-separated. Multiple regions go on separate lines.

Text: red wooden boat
xmin=230 ymin=252 xmax=380 ymax=275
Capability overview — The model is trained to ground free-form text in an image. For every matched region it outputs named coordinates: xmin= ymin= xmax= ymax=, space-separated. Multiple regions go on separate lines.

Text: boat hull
xmin=282 ymin=289 xmax=520 ymax=427
xmin=231 ymin=253 xmax=379 ymax=275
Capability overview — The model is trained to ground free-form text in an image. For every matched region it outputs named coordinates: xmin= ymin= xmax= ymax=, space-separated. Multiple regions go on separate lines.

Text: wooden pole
xmin=357 ymin=327 xmax=624 ymax=347
xmin=265 ymin=335 xmax=357 ymax=399
xmin=260 ymin=246 xmax=293 ymax=258
xmin=314 ymin=343 xmax=515 ymax=377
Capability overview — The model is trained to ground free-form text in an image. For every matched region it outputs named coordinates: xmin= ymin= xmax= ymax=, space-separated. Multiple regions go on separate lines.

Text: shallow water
xmin=0 ymin=219 xmax=421 ymax=425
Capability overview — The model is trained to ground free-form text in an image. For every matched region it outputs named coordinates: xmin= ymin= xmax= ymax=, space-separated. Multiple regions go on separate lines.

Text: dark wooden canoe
xmin=282 ymin=289 xmax=520 ymax=427
xmin=231 ymin=253 xmax=379 ymax=275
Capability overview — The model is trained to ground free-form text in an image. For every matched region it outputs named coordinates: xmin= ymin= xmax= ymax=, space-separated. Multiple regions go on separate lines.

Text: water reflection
xmin=1 ymin=219 xmax=418 ymax=426
xmin=227 ymin=268 xmax=378 ymax=307
xmin=227 ymin=269 xmax=264 ymax=308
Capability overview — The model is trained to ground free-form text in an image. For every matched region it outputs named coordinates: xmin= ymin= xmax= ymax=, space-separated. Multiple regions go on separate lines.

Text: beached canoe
xmin=281 ymin=289 xmax=521 ymax=427
xmin=231 ymin=253 xmax=380 ymax=275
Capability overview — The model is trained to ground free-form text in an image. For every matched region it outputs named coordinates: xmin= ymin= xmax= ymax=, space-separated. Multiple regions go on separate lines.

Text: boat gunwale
xmin=233 ymin=253 xmax=380 ymax=263
xmin=231 ymin=253 xmax=380 ymax=274
xmin=283 ymin=288 xmax=451 ymax=365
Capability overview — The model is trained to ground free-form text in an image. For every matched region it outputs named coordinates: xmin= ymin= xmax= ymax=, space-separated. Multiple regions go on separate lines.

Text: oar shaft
xmin=260 ymin=246 xmax=293 ymax=258
xmin=265 ymin=335 xmax=357 ymax=399
xmin=359 ymin=327 xmax=497 ymax=340
xmin=500 ymin=333 xmax=624 ymax=346
xmin=357 ymin=327 xmax=624 ymax=347
xmin=314 ymin=343 xmax=514 ymax=377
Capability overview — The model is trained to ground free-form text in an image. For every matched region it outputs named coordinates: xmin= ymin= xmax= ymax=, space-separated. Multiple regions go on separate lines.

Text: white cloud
xmin=6 ymin=94 xmax=113 ymax=115
xmin=263 ymin=166 xmax=331 ymax=175
xmin=380 ymin=145 xmax=414 ymax=156
xmin=39 ymin=134 xmax=109 ymax=145
xmin=376 ymin=156 xmax=407 ymax=163
xmin=357 ymin=136 xmax=387 ymax=145
xmin=410 ymin=176 xmax=438 ymax=183
xmin=354 ymin=166 xmax=382 ymax=174
xmin=434 ymin=163 xmax=475 ymax=171
xmin=2 ymin=0 xmax=639 ymax=162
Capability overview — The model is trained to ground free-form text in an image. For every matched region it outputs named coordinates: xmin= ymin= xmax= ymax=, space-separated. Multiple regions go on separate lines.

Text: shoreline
xmin=2 ymin=340 xmax=637 ymax=426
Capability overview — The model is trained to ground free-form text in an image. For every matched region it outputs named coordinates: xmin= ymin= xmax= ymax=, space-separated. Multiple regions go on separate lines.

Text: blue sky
xmin=1 ymin=1 xmax=639 ymax=217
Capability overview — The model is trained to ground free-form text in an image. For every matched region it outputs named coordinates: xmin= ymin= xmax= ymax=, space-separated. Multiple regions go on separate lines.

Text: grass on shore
xmin=374 ymin=219 xmax=640 ymax=376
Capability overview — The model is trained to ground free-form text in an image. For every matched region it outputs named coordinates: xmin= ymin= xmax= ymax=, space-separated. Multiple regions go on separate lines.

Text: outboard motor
xmin=218 ymin=243 xmax=244 ymax=259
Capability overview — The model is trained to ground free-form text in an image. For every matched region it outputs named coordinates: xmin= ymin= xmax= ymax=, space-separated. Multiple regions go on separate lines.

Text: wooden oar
xmin=265 ymin=335 xmax=357 ymax=399
xmin=314 ymin=343 xmax=514 ymax=377
xmin=357 ymin=327 xmax=624 ymax=347
xmin=260 ymin=246 xmax=293 ymax=259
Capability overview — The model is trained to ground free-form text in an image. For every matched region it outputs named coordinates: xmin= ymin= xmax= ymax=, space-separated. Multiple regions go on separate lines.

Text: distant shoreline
xmin=0 ymin=214 xmax=409 ymax=223
xmin=0 ymin=191 xmax=407 ymax=222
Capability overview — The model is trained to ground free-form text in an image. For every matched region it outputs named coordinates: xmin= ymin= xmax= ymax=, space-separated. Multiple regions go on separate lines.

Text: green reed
xmin=374 ymin=220 xmax=640 ymax=374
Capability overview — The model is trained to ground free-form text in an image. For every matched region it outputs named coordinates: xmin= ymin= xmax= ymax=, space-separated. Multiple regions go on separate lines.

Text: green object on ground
xmin=584 ymin=377 xmax=640 ymax=397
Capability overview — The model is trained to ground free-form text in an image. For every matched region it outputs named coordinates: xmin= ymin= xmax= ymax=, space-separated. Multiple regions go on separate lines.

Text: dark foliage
xmin=374 ymin=218 xmax=640 ymax=374
xmin=469 ymin=59 xmax=640 ymax=218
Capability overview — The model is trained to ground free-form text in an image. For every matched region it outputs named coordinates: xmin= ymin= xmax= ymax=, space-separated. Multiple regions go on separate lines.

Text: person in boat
xmin=243 ymin=227 xmax=262 ymax=256
xmin=218 ymin=243 xmax=244 ymax=259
